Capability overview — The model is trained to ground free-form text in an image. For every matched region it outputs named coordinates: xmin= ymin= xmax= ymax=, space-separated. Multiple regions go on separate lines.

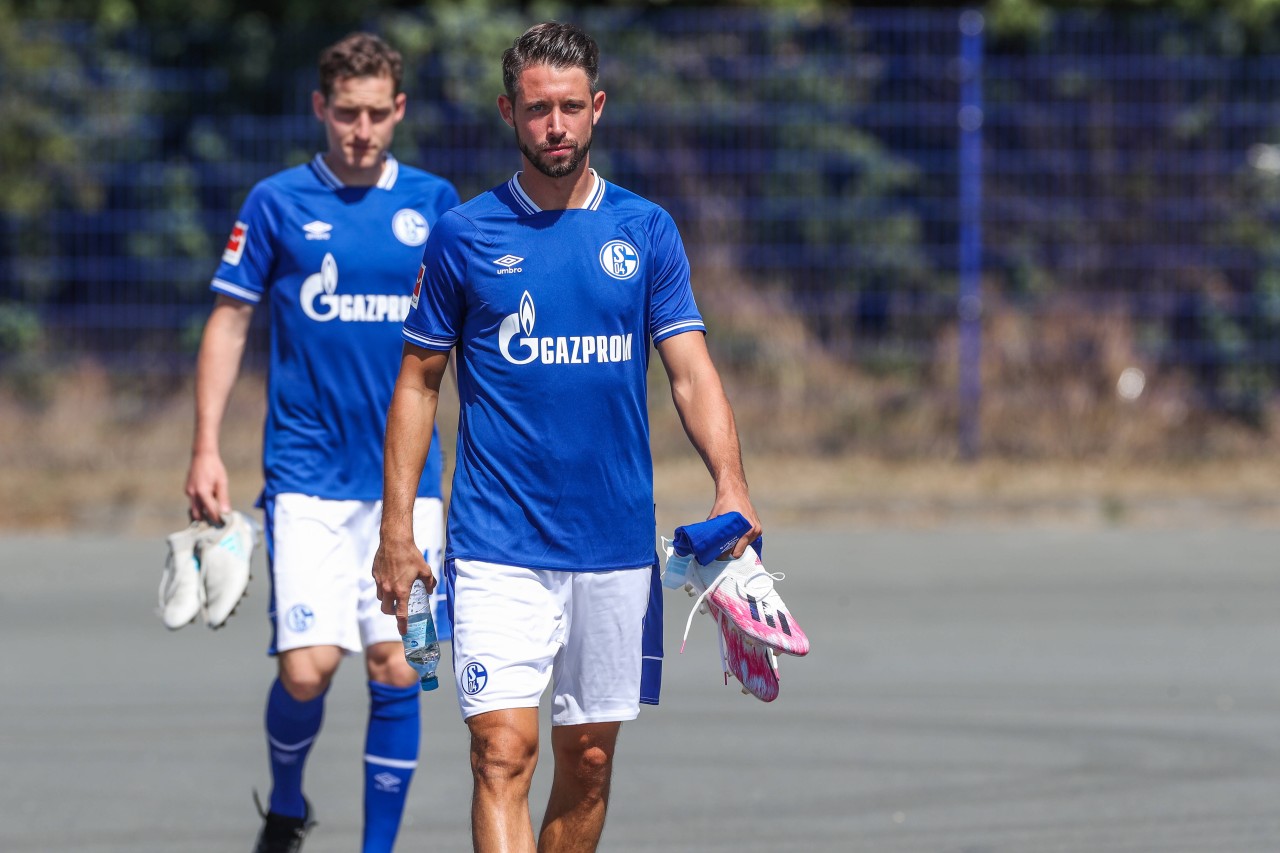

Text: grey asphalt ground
xmin=3 ymin=528 xmax=1280 ymax=852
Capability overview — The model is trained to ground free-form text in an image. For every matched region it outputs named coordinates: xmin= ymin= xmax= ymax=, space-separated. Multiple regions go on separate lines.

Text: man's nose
xmin=546 ymin=109 xmax=566 ymax=137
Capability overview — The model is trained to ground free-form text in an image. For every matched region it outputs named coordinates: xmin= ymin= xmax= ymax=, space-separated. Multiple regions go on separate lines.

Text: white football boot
xmin=671 ymin=543 xmax=810 ymax=657
xmin=198 ymin=510 xmax=257 ymax=629
xmin=159 ymin=522 xmax=204 ymax=630
xmin=662 ymin=539 xmax=783 ymax=702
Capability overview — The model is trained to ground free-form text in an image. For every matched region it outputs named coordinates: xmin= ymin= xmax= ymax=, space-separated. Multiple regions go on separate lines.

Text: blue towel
xmin=673 ymin=512 xmax=759 ymax=564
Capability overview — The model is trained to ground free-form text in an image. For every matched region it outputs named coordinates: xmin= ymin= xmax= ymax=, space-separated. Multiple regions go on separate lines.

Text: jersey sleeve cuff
xmin=652 ymin=319 xmax=706 ymax=344
xmin=211 ymin=278 xmax=262 ymax=304
xmin=403 ymin=327 xmax=457 ymax=350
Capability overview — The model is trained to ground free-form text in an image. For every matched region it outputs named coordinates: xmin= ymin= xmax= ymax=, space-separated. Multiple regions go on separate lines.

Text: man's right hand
xmin=186 ymin=295 xmax=253 ymax=526
xmin=185 ymin=450 xmax=230 ymax=525
xmin=373 ymin=536 xmax=436 ymax=636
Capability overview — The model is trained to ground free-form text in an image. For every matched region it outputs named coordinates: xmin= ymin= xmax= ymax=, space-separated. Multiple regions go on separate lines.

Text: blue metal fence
xmin=3 ymin=9 xmax=1278 ymax=452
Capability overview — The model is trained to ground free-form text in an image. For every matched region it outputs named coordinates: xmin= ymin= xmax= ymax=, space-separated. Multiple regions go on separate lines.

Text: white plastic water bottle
xmin=403 ymin=579 xmax=440 ymax=692
xmin=662 ymin=545 xmax=693 ymax=590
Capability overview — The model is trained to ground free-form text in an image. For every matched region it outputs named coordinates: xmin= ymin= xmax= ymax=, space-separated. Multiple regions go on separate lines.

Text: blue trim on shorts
xmin=432 ymin=560 xmax=454 ymax=642
xmin=640 ymin=558 xmax=663 ymax=706
xmin=444 ymin=558 xmax=458 ymax=678
xmin=256 ymin=491 xmax=280 ymax=657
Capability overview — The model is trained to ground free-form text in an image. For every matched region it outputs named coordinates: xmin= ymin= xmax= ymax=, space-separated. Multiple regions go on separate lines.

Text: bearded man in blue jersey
xmin=373 ymin=22 xmax=762 ymax=852
xmin=184 ymin=32 xmax=459 ymax=853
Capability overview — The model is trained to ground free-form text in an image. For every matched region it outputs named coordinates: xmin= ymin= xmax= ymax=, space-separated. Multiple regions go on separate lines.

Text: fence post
xmin=958 ymin=9 xmax=985 ymax=460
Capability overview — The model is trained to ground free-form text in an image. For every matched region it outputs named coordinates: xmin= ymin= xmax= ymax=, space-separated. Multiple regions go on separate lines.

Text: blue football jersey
xmin=404 ymin=171 xmax=706 ymax=571
xmin=211 ymin=154 xmax=459 ymax=500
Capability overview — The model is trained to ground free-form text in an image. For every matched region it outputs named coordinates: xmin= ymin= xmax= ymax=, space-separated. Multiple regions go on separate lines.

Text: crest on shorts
xmin=286 ymin=604 xmax=315 ymax=633
xmin=462 ymin=661 xmax=489 ymax=695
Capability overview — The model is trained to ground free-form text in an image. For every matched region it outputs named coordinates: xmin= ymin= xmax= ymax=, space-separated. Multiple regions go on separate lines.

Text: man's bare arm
xmin=373 ymin=343 xmax=450 ymax=634
xmin=185 ymin=295 xmax=254 ymax=524
xmin=655 ymin=331 xmax=761 ymax=556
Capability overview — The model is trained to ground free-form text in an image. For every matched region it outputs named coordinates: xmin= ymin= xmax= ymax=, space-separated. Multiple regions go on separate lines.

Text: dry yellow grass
xmin=2 ymin=363 xmax=1278 ymax=535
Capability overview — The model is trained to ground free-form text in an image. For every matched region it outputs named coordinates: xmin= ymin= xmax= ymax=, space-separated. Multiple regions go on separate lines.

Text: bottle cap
xmin=420 ymin=675 xmax=440 ymax=692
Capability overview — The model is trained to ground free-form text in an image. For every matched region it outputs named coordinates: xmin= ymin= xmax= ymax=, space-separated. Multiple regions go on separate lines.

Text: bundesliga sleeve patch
xmin=410 ymin=263 xmax=425 ymax=309
xmin=222 ymin=221 xmax=248 ymax=266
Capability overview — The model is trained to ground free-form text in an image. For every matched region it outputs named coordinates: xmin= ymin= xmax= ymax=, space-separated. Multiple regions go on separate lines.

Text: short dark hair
xmin=318 ymin=32 xmax=403 ymax=99
xmin=502 ymin=22 xmax=599 ymax=101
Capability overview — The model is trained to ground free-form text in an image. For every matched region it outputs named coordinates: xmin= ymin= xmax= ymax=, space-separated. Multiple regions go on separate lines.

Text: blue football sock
xmin=363 ymin=681 xmax=421 ymax=852
xmin=264 ymin=678 xmax=326 ymax=819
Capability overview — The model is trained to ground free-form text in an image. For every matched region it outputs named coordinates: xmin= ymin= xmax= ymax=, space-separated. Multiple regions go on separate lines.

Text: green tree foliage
xmin=977 ymin=1 xmax=1280 ymax=417
xmin=4 ymin=0 xmax=1280 ymax=419
xmin=1 ymin=0 xmax=925 ymax=353
xmin=986 ymin=0 xmax=1280 ymax=42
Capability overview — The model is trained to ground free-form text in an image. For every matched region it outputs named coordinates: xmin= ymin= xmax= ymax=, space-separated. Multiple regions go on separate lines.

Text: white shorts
xmin=264 ymin=493 xmax=445 ymax=655
xmin=448 ymin=559 xmax=652 ymax=726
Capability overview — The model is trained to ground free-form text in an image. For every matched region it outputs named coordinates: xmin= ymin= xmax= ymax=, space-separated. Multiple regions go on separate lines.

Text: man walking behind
xmin=186 ymin=32 xmax=459 ymax=852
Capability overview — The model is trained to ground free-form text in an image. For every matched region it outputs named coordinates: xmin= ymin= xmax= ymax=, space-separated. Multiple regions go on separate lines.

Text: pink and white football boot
xmin=681 ymin=545 xmax=810 ymax=657
xmin=712 ymin=605 xmax=780 ymax=702
xmin=661 ymin=538 xmax=793 ymax=703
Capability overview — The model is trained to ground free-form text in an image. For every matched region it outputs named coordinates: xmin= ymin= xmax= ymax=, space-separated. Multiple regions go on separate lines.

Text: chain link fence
xmin=3 ymin=8 xmax=1278 ymax=456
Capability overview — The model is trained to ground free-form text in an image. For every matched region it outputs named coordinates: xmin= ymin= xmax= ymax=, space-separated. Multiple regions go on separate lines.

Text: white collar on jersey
xmin=507 ymin=168 xmax=605 ymax=215
xmin=311 ymin=153 xmax=399 ymax=191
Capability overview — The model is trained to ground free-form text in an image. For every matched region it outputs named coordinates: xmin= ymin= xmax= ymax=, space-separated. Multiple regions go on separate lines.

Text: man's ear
xmin=498 ymin=94 xmax=515 ymax=128
xmin=312 ymin=90 xmax=327 ymax=121
xmin=592 ymin=90 xmax=606 ymax=125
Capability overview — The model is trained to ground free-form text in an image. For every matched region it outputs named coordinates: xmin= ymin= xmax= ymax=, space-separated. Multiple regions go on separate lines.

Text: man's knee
xmin=277 ymin=648 xmax=341 ymax=701
xmin=365 ymin=641 xmax=418 ymax=688
xmin=469 ymin=715 xmax=538 ymax=787
xmin=278 ymin=669 xmax=330 ymax=702
xmin=565 ymin=744 xmax=612 ymax=799
xmin=575 ymin=744 xmax=611 ymax=772
xmin=553 ymin=726 xmax=618 ymax=789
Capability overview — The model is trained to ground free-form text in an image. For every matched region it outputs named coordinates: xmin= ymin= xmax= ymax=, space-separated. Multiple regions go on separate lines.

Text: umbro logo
xmin=303 ymin=221 xmax=333 ymax=240
xmin=494 ymin=255 xmax=524 ymax=275
xmin=373 ymin=772 xmax=402 ymax=793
